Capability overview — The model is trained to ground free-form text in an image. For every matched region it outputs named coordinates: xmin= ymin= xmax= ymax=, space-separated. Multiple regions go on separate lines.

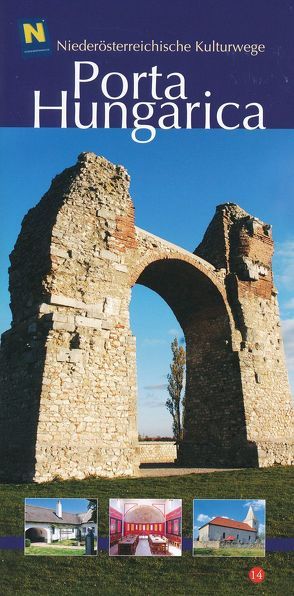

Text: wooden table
xmin=149 ymin=535 xmax=168 ymax=554
xmin=117 ymin=535 xmax=138 ymax=555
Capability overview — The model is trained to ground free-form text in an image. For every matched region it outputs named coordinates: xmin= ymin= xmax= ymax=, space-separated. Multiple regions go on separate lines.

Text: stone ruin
xmin=0 ymin=152 xmax=293 ymax=482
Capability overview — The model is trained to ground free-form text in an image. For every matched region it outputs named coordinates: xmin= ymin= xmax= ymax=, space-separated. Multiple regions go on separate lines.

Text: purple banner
xmin=1 ymin=536 xmax=293 ymax=552
xmin=1 ymin=1 xmax=294 ymax=128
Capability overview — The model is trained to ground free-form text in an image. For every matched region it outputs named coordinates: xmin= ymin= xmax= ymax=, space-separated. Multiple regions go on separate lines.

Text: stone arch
xmin=130 ymin=248 xmax=235 ymax=329
xmin=0 ymin=153 xmax=292 ymax=482
xmin=25 ymin=527 xmax=49 ymax=543
xmin=131 ymin=255 xmax=252 ymax=466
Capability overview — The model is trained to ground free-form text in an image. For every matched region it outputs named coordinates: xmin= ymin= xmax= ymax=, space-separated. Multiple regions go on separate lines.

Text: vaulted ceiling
xmin=124 ymin=505 xmax=165 ymax=523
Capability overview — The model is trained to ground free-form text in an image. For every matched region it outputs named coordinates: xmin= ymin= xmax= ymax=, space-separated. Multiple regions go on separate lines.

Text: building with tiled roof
xmin=198 ymin=506 xmax=258 ymax=544
xmin=25 ymin=500 xmax=96 ymax=544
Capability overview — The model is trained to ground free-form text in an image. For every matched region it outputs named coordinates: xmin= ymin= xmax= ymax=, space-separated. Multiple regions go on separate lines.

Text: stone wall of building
xmin=139 ymin=442 xmax=177 ymax=463
xmin=0 ymin=153 xmax=292 ymax=482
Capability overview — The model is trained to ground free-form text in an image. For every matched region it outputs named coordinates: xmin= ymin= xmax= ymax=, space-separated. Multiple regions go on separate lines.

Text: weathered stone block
xmin=103 ymin=297 xmax=121 ymax=315
xmin=69 ymin=349 xmax=84 ymax=364
xmin=39 ymin=303 xmax=52 ymax=314
xmin=52 ymin=312 xmax=69 ymax=323
xmin=56 ymin=349 xmax=70 ymax=362
xmin=96 ymin=208 xmax=115 ymax=220
xmin=100 ymin=249 xmax=119 ymax=262
xmin=50 ymin=246 xmax=69 ymax=259
xmin=113 ymin=263 xmax=128 ymax=272
xmin=76 ymin=316 xmax=102 ymax=329
xmin=50 ymin=294 xmax=86 ymax=309
xmin=53 ymin=321 xmax=75 ymax=332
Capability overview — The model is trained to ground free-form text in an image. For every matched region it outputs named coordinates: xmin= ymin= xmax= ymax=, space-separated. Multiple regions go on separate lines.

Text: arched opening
xmin=25 ymin=527 xmax=48 ymax=543
xmin=133 ymin=257 xmax=255 ymax=467
xmin=130 ymin=284 xmax=184 ymax=440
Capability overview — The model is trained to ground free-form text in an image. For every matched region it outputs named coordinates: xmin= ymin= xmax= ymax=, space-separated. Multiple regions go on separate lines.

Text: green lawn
xmin=25 ymin=546 xmax=86 ymax=556
xmin=1 ymin=466 xmax=293 ymax=595
xmin=194 ymin=547 xmax=265 ymax=557
xmin=57 ymin=539 xmax=84 ymax=546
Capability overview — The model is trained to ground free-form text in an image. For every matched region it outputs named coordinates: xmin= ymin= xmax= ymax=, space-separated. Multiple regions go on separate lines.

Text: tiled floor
xmin=110 ymin=543 xmax=119 ymax=555
xmin=168 ymin=544 xmax=181 ymax=556
xmin=110 ymin=537 xmax=182 ymax=557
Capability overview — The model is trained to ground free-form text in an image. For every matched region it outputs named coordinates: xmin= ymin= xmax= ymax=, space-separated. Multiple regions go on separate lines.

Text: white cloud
xmin=243 ymin=499 xmax=265 ymax=511
xmin=258 ymin=523 xmax=265 ymax=536
xmin=285 ymin=298 xmax=294 ymax=310
xmin=168 ymin=328 xmax=181 ymax=337
xmin=275 ymin=240 xmax=294 ymax=259
xmin=274 ymin=240 xmax=294 ymax=291
xmin=139 ymin=394 xmax=166 ymax=409
xmin=197 ymin=514 xmax=212 ymax=523
xmin=144 ymin=384 xmax=167 ymax=391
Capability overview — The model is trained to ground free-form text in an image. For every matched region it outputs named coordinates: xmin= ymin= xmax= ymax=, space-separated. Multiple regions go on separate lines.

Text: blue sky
xmin=193 ymin=499 xmax=266 ymax=539
xmin=0 ymin=128 xmax=293 ymax=436
xmin=25 ymin=498 xmax=93 ymax=513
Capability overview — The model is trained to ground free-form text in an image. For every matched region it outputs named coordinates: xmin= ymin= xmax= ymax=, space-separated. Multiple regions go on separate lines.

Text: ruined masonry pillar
xmin=0 ymin=153 xmax=139 ymax=481
xmin=195 ymin=204 xmax=293 ymax=466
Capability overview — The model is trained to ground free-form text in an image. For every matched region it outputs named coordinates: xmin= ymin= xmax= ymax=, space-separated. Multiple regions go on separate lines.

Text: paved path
xmin=137 ymin=467 xmax=240 ymax=478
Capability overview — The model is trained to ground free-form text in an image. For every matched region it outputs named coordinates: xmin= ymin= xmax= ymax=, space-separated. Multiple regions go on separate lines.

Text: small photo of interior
xmin=109 ymin=498 xmax=182 ymax=556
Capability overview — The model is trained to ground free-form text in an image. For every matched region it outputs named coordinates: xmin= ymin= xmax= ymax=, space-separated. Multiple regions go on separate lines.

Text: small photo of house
xmin=25 ymin=498 xmax=98 ymax=556
xmin=193 ymin=499 xmax=266 ymax=557
xmin=109 ymin=498 xmax=182 ymax=556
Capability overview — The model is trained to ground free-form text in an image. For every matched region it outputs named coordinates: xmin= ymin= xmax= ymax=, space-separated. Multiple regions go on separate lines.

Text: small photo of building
xmin=193 ymin=499 xmax=265 ymax=557
xmin=25 ymin=498 xmax=98 ymax=556
xmin=109 ymin=499 xmax=182 ymax=556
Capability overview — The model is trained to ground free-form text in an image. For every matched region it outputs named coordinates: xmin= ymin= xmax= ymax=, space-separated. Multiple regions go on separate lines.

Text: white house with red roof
xmin=198 ymin=505 xmax=258 ymax=544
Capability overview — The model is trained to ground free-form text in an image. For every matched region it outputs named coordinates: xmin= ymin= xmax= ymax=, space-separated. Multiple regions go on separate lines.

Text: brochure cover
xmin=0 ymin=1 xmax=293 ymax=594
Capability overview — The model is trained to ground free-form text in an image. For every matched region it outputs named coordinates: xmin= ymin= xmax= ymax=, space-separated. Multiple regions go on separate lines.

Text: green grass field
xmin=194 ymin=547 xmax=265 ymax=557
xmin=1 ymin=466 xmax=293 ymax=595
xmin=25 ymin=546 xmax=85 ymax=556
